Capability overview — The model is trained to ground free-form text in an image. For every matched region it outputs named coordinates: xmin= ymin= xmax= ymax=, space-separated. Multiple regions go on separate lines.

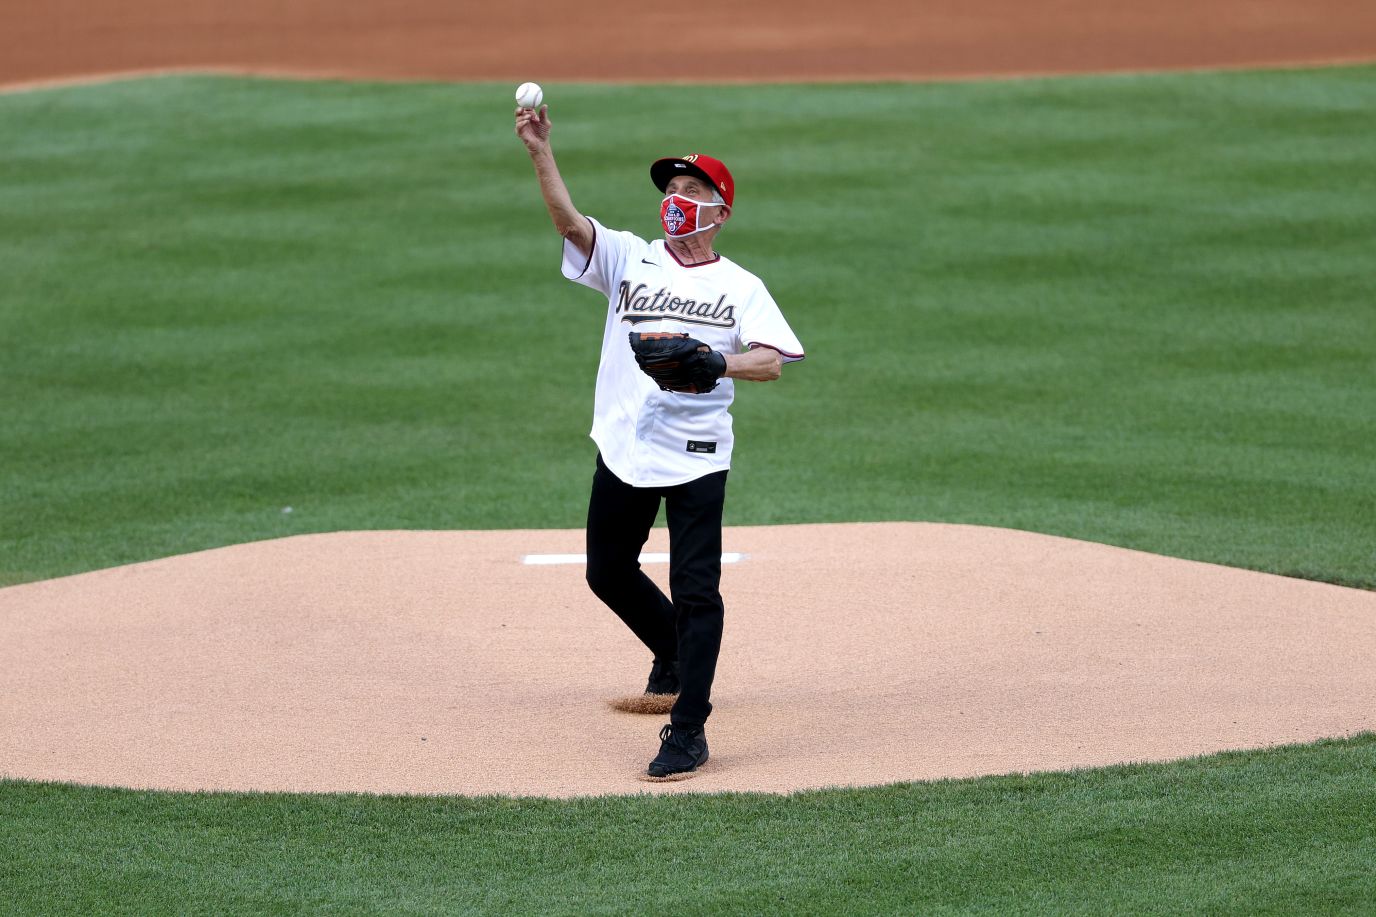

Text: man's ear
xmin=715 ymin=204 xmax=732 ymax=225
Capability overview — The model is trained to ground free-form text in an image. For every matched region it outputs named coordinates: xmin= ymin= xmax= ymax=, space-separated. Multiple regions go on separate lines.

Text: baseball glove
xmin=628 ymin=332 xmax=727 ymax=394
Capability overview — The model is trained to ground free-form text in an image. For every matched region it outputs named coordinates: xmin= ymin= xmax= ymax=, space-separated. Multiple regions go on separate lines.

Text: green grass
xmin=2 ymin=68 xmax=1374 ymax=587
xmin=3 ymin=735 xmax=1375 ymax=915
xmin=3 ymin=68 xmax=1375 ymax=914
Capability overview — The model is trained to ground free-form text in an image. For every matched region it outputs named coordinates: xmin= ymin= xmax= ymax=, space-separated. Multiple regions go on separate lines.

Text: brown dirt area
xmin=2 ymin=0 xmax=1374 ymax=89
xmin=2 ymin=524 xmax=1374 ymax=797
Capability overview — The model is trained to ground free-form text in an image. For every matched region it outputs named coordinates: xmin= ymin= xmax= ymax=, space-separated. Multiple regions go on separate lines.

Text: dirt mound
xmin=3 ymin=523 xmax=1372 ymax=798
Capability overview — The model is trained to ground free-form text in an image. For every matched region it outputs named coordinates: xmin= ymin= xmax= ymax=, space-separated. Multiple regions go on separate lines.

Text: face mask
xmin=660 ymin=193 xmax=721 ymax=237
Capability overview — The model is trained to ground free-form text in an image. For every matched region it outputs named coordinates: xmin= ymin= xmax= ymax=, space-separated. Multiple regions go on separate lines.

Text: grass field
xmin=2 ymin=68 xmax=1374 ymax=588
xmin=3 ymin=737 xmax=1375 ymax=915
xmin=2 ymin=66 xmax=1374 ymax=913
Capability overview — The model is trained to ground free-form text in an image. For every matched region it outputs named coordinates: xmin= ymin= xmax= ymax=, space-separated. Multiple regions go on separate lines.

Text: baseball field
xmin=3 ymin=2 xmax=1376 ymax=913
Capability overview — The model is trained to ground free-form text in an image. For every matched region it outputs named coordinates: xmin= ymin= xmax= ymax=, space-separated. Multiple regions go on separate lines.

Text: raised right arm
xmin=515 ymin=105 xmax=594 ymax=257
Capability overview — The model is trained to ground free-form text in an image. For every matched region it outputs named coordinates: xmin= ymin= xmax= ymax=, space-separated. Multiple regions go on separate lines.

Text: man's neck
xmin=665 ymin=233 xmax=717 ymax=265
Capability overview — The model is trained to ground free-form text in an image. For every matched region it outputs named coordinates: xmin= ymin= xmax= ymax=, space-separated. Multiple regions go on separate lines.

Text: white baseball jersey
xmin=562 ymin=216 xmax=805 ymax=488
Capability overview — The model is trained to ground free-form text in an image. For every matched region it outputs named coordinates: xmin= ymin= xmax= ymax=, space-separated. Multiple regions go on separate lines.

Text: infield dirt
xmin=2 ymin=0 xmax=1375 ymax=89
xmin=3 ymin=524 xmax=1374 ymax=797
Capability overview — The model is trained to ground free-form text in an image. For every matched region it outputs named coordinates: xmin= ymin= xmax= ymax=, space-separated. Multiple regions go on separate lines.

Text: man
xmin=514 ymin=102 xmax=804 ymax=779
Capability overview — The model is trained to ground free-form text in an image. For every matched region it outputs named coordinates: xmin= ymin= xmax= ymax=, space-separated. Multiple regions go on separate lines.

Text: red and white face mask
xmin=660 ymin=193 xmax=721 ymax=237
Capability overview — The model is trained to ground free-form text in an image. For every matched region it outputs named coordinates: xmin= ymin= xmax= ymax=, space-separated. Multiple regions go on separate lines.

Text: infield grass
xmin=2 ymin=67 xmax=1374 ymax=587
xmin=2 ymin=67 xmax=1375 ymax=914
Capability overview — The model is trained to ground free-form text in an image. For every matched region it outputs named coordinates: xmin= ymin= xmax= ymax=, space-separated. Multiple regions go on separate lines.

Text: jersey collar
xmin=664 ymin=242 xmax=720 ymax=269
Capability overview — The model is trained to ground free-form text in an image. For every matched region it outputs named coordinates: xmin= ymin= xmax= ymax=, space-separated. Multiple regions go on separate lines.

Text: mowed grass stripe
xmin=2 ymin=735 xmax=1374 ymax=915
xmin=2 ymin=69 xmax=1374 ymax=586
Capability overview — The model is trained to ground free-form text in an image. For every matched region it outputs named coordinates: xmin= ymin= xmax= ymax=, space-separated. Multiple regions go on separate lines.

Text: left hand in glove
xmin=627 ymin=331 xmax=728 ymax=394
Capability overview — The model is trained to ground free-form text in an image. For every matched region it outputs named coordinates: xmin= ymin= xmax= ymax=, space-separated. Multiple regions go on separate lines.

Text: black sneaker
xmin=645 ymin=658 xmax=680 ymax=696
xmin=646 ymin=723 xmax=708 ymax=778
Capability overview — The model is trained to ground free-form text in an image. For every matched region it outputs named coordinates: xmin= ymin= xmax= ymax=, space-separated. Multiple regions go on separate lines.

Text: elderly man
xmin=515 ymin=102 xmax=804 ymax=779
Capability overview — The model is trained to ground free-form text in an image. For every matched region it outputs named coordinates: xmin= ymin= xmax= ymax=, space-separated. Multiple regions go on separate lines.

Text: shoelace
xmin=659 ymin=724 xmax=701 ymax=748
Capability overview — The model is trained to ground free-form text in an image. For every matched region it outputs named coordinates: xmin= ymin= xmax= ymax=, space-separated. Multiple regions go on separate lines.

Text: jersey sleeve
xmin=737 ymin=283 xmax=805 ymax=362
xmin=560 ymin=216 xmax=645 ymax=297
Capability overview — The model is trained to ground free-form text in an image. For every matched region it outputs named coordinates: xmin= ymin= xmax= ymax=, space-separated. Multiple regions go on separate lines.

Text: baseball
xmin=515 ymin=81 xmax=543 ymax=110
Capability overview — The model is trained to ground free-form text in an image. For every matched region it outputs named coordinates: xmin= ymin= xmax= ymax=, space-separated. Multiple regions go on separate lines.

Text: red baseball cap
xmin=650 ymin=154 xmax=735 ymax=207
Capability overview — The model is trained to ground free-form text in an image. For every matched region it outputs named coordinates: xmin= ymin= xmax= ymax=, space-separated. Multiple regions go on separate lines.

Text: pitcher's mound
xmin=2 ymin=523 xmax=1373 ymax=798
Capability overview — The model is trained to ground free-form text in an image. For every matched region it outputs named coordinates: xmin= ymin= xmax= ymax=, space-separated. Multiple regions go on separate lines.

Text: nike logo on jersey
xmin=615 ymin=281 xmax=737 ymax=329
xmin=641 ymin=258 xmax=656 ymax=265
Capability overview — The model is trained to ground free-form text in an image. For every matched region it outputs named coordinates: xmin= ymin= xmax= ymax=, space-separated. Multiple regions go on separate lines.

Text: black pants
xmin=585 ymin=453 xmax=727 ymax=728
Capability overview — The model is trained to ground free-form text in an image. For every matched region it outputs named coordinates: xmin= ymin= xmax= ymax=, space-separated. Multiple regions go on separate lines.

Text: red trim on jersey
xmin=664 ymin=243 xmax=720 ymax=269
xmin=746 ymin=342 xmax=806 ymax=360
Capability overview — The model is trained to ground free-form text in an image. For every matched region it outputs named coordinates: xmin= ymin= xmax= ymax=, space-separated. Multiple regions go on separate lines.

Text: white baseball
xmin=515 ymin=82 xmax=543 ymax=110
